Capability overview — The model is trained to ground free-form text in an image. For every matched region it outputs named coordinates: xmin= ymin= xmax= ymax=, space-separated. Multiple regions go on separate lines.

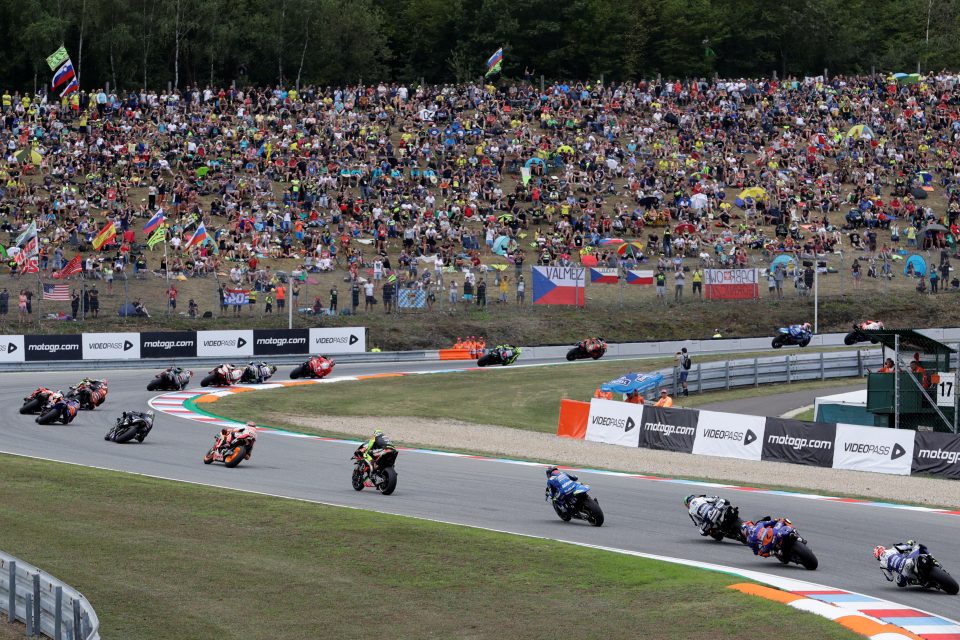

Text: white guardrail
xmin=0 ymin=551 xmax=99 ymax=640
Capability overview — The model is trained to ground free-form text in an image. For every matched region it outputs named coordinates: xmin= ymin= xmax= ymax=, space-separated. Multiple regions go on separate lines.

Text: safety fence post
xmin=72 ymin=599 xmax=81 ymax=640
xmin=725 ymin=361 xmax=730 ymax=389
xmin=32 ymin=574 xmax=39 ymax=635
xmin=820 ymin=352 xmax=825 ymax=380
xmin=7 ymin=561 xmax=15 ymax=623
xmin=54 ymin=586 xmax=61 ymax=640
xmin=25 ymin=593 xmax=32 ymax=635
xmin=753 ymin=358 xmax=759 ymax=387
xmin=786 ymin=356 xmax=791 ymax=384
xmin=857 ymin=350 xmax=863 ymax=377
xmin=696 ymin=363 xmax=702 ymax=394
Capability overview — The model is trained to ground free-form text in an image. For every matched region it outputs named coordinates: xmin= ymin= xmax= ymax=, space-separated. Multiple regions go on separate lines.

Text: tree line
xmin=1 ymin=0 xmax=959 ymax=92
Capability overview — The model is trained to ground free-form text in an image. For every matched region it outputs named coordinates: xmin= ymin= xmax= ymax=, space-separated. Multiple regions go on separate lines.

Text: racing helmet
xmin=373 ymin=429 xmax=384 ymax=438
xmin=802 ymin=322 xmax=812 ymax=332
xmin=873 ymin=545 xmax=886 ymax=561
xmin=906 ymin=539 xmax=917 ymax=548
xmin=545 ymin=465 xmax=559 ymax=478
xmin=683 ymin=494 xmax=696 ymax=508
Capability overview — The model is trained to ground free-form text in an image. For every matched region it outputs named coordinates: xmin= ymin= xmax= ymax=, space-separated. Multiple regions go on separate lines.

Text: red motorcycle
xmin=290 ymin=355 xmax=335 ymax=379
xmin=203 ymin=426 xmax=257 ymax=468
xmin=21 ymin=387 xmax=54 ymax=414
xmin=200 ymin=364 xmax=244 ymax=387
xmin=72 ymin=379 xmax=108 ymax=410
xmin=566 ymin=338 xmax=607 ymax=361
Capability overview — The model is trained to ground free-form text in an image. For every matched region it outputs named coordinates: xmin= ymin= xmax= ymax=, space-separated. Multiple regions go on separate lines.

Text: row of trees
xmin=1 ymin=0 xmax=959 ymax=92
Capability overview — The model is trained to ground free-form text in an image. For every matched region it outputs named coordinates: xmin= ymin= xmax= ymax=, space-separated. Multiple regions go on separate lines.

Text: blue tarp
xmin=600 ymin=372 xmax=664 ymax=394
xmin=904 ymin=254 xmax=927 ymax=277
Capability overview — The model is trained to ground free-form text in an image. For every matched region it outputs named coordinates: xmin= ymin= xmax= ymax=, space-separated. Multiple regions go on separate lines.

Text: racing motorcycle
xmin=771 ymin=328 xmax=811 ymax=349
xmin=687 ymin=498 xmax=746 ymax=543
xmin=240 ymin=362 xmax=277 ymax=384
xmin=878 ymin=544 xmax=959 ymax=595
xmin=200 ymin=364 xmax=244 ymax=387
xmin=546 ymin=479 xmax=604 ymax=527
xmin=290 ymin=355 xmax=335 ymax=379
xmin=747 ymin=517 xmax=818 ymax=570
xmin=477 ymin=345 xmax=522 ymax=367
xmin=20 ymin=387 xmax=54 ymax=414
xmin=35 ymin=392 xmax=80 ymax=425
xmin=203 ymin=427 xmax=257 ymax=468
xmin=566 ymin=338 xmax=607 ymax=361
xmin=147 ymin=367 xmax=193 ymax=391
xmin=351 ymin=443 xmax=399 ymax=495
xmin=104 ymin=411 xmax=155 ymax=444
xmin=72 ymin=379 xmax=108 ymax=410
xmin=844 ymin=320 xmax=884 ymax=346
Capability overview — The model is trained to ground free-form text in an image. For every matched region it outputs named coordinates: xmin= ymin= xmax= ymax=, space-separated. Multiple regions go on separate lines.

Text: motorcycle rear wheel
xmin=582 ymin=496 xmax=604 ymax=527
xmin=351 ymin=466 xmax=365 ymax=491
xmin=223 ymin=445 xmax=247 ymax=468
xmin=929 ymin=566 xmax=959 ymax=595
xmin=376 ymin=467 xmax=398 ymax=495
xmin=772 ymin=336 xmax=784 ymax=349
xmin=20 ymin=398 xmax=41 ymax=414
xmin=36 ymin=409 xmax=58 ymax=425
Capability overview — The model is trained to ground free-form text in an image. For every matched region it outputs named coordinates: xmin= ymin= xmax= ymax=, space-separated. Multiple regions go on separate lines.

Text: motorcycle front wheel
xmin=476 ymin=354 xmax=495 ymax=367
xmin=112 ymin=423 xmax=140 ymax=444
xmin=566 ymin=348 xmax=580 ymax=361
xmin=290 ymin=364 xmax=307 ymax=379
xmin=376 ymin=467 xmax=398 ymax=495
xmin=147 ymin=379 xmax=162 ymax=391
xmin=552 ymin=500 xmax=572 ymax=522
xmin=36 ymin=409 xmax=58 ymax=425
xmin=351 ymin=466 xmax=365 ymax=491
xmin=789 ymin=540 xmax=818 ymax=570
xmin=843 ymin=332 xmax=858 ymax=346
xmin=203 ymin=448 xmax=215 ymax=464
xmin=200 ymin=373 xmax=217 ymax=387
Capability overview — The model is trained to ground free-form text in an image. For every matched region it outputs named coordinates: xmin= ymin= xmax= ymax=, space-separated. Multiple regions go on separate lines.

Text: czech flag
xmin=532 ymin=266 xmax=585 ymax=306
xmin=143 ymin=209 xmax=166 ymax=234
xmin=589 ymin=267 xmax=618 ymax=284
xmin=626 ymin=269 xmax=654 ymax=285
xmin=184 ymin=222 xmax=208 ymax=249
xmin=51 ymin=61 xmax=75 ymax=90
xmin=91 ymin=220 xmax=117 ymax=250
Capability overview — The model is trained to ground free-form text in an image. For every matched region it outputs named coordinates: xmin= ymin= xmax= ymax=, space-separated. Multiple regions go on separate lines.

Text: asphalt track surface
xmin=0 ymin=358 xmax=957 ymax=621
xmin=700 ymin=383 xmax=867 ymax=417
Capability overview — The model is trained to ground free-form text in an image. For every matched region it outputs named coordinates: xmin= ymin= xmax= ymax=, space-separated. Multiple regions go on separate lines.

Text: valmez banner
xmin=585 ymin=398 xmax=642 ymax=447
xmin=24 ymin=334 xmax=83 ymax=361
xmin=704 ymin=268 xmax=759 ymax=300
xmin=140 ymin=331 xmax=198 ymax=359
xmin=253 ymin=329 xmax=310 ymax=356
xmin=308 ymin=327 xmax=366 ymax=353
xmin=692 ymin=410 xmax=765 ymax=460
xmin=0 ymin=335 xmax=25 ymax=362
xmin=911 ymin=430 xmax=960 ymax=479
xmin=83 ymin=332 xmax=140 ymax=359
xmin=532 ymin=266 xmax=585 ymax=306
xmin=760 ymin=418 xmax=836 ymax=468
xmin=639 ymin=406 xmax=698 ymax=453
xmin=196 ymin=330 xmax=254 ymax=357
xmin=833 ymin=423 xmax=914 ymax=476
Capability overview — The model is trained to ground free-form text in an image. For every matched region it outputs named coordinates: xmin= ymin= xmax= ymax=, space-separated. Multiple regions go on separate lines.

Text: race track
xmin=1 ymin=360 xmax=958 ymax=622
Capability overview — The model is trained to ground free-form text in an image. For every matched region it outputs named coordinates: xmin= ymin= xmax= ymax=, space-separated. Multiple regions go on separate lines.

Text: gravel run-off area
xmin=279 ymin=414 xmax=960 ymax=509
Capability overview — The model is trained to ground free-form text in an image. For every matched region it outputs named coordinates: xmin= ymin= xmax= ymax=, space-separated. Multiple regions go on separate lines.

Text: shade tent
xmin=492 ymin=235 xmax=511 ymax=256
xmin=770 ymin=254 xmax=797 ymax=273
xmin=599 ymin=372 xmax=665 ymax=394
xmin=846 ymin=124 xmax=875 ymax=140
xmin=903 ymin=254 xmax=927 ymax=277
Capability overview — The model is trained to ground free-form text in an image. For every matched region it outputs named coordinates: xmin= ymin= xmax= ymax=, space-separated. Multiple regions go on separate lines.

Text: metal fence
xmin=0 ymin=551 xmax=99 ymax=640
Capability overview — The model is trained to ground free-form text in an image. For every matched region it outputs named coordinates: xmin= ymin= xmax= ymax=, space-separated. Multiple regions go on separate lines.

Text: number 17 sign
xmin=936 ymin=372 xmax=956 ymax=407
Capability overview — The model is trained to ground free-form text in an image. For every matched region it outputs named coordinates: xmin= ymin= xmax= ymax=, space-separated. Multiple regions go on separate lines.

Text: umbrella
xmin=489 ymin=263 xmax=508 ymax=271
xmin=492 ymin=236 xmax=511 ymax=256
xmin=13 ymin=149 xmax=41 ymax=165
xmin=599 ymin=238 xmax=624 ymax=246
xmin=196 ymin=166 xmax=210 ymax=178
xmin=690 ymin=193 xmax=709 ymax=210
xmin=921 ymin=224 xmax=948 ymax=234
xmin=846 ymin=124 xmax=875 ymax=140
xmin=600 ymin=372 xmax=665 ymax=394
xmin=497 ymin=213 xmax=514 ymax=223
xmin=675 ymin=223 xmax=696 ymax=235
xmin=556 ymin=145 xmax=574 ymax=155
xmin=737 ymin=187 xmax=767 ymax=201
xmin=580 ymin=254 xmax=599 ymax=267
xmin=617 ymin=241 xmax=644 ymax=257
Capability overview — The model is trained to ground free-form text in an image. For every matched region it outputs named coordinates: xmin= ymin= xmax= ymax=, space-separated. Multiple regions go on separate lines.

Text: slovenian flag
xmin=59 ymin=77 xmax=79 ymax=98
xmin=626 ymin=270 xmax=654 ymax=285
xmin=485 ymin=47 xmax=503 ymax=77
xmin=51 ymin=61 xmax=75 ymax=89
xmin=143 ymin=209 xmax=166 ymax=234
xmin=589 ymin=267 xmax=619 ymax=284
xmin=184 ymin=222 xmax=208 ymax=249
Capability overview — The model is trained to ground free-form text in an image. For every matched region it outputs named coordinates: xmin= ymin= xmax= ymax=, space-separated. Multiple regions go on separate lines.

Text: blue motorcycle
xmin=546 ymin=478 xmax=604 ymax=526
xmin=772 ymin=327 xmax=811 ymax=349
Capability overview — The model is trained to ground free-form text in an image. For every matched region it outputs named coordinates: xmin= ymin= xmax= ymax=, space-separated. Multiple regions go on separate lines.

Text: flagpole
xmin=35 ymin=270 xmax=41 ymax=328
xmin=164 ymin=230 xmax=170 ymax=316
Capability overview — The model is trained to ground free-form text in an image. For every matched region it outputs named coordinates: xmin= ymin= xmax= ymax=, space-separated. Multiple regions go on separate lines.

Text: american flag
xmin=42 ymin=283 xmax=71 ymax=301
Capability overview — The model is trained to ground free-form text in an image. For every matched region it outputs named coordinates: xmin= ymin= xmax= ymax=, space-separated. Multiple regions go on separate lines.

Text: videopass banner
xmin=23 ymin=334 xmax=83 ymax=361
xmin=253 ymin=329 xmax=309 ymax=356
xmin=83 ymin=332 xmax=140 ymax=360
xmin=308 ymin=327 xmax=366 ymax=354
xmin=196 ymin=330 xmax=254 ymax=357
xmin=833 ymin=423 xmax=915 ymax=476
xmin=692 ymin=410 xmax=765 ymax=461
xmin=585 ymin=398 xmax=642 ymax=448
xmin=760 ymin=418 xmax=836 ymax=468
xmin=638 ymin=406 xmax=698 ymax=453
xmin=0 ymin=335 xmax=25 ymax=362
xmin=911 ymin=430 xmax=960 ymax=480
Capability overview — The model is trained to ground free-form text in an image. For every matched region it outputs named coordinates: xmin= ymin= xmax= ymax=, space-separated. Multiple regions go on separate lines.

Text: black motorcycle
xmin=566 ymin=339 xmax=607 ymax=361
xmin=477 ymin=346 xmax=521 ymax=367
xmin=844 ymin=322 xmax=883 ymax=346
xmin=879 ymin=546 xmax=959 ymax=595
xmin=546 ymin=481 xmax=604 ymax=527
xmin=104 ymin=411 xmax=155 ymax=444
xmin=351 ymin=445 xmax=399 ymax=495
xmin=690 ymin=499 xmax=745 ymax=543
xmin=771 ymin=327 xmax=811 ymax=349
xmin=147 ymin=368 xmax=193 ymax=391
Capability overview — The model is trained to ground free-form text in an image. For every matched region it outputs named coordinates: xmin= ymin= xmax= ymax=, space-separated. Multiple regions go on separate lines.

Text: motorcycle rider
xmin=874 ymin=540 xmax=928 ymax=587
xmin=742 ymin=518 xmax=793 ymax=557
xmin=106 ymin=410 xmax=154 ymax=441
xmin=684 ymin=494 xmax=726 ymax=536
xmin=356 ymin=429 xmax=392 ymax=473
xmin=545 ymin=466 xmax=581 ymax=506
xmin=217 ymin=421 xmax=258 ymax=459
xmin=582 ymin=337 xmax=604 ymax=355
xmin=788 ymin=323 xmax=812 ymax=339
xmin=244 ymin=361 xmax=274 ymax=383
xmin=495 ymin=344 xmax=519 ymax=363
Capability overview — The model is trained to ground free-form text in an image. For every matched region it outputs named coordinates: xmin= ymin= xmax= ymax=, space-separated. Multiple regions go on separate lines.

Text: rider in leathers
xmin=217 ymin=421 xmax=258 ymax=459
xmin=546 ymin=466 xmax=580 ymax=506
xmin=684 ymin=494 xmax=725 ymax=536
xmin=356 ymin=429 xmax=391 ymax=473
xmin=874 ymin=540 xmax=927 ymax=587
xmin=742 ymin=518 xmax=794 ymax=556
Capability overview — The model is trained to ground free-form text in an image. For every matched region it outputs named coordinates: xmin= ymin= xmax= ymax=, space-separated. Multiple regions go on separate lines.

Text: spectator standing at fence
xmin=498 ymin=275 xmax=509 ymax=303
xmin=655 ymin=270 xmax=666 ymax=301
xmin=351 ymin=282 xmax=360 ymax=313
xmin=674 ymin=269 xmax=685 ymax=302
xmin=276 ymin=284 xmax=286 ymax=312
xmin=852 ymin=259 xmax=861 ymax=289
xmin=364 ymin=281 xmax=375 ymax=311
xmin=18 ymin=290 xmax=27 ymax=324
xmin=930 ymin=269 xmax=939 ymax=293
xmin=449 ymin=280 xmax=458 ymax=305
xmin=774 ymin=265 xmax=785 ymax=299
xmin=383 ymin=278 xmax=395 ymax=314
xmin=71 ymin=290 xmax=80 ymax=318
xmin=329 ymin=286 xmax=338 ymax=313
xmin=516 ymin=275 xmax=525 ymax=305
xmin=0 ymin=288 xmax=7 ymax=316
xmin=675 ymin=348 xmax=692 ymax=397
xmin=691 ymin=268 xmax=703 ymax=298
xmin=476 ymin=278 xmax=487 ymax=307
xmin=89 ymin=286 xmax=99 ymax=318
xmin=167 ymin=284 xmax=178 ymax=311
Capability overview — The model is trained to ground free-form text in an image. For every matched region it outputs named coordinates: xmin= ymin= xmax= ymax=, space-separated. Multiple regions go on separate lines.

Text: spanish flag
xmin=92 ymin=220 xmax=117 ymax=250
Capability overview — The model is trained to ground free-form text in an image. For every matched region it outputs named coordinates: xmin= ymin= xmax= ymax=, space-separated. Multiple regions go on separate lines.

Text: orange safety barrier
xmin=556 ymin=399 xmax=590 ymax=439
xmin=439 ymin=349 xmax=475 ymax=360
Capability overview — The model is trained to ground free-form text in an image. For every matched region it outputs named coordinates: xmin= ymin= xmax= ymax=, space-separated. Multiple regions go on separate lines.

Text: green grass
xmin=792 ymin=408 xmax=817 ymax=421
xmin=0 ymin=454 xmax=857 ymax=640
